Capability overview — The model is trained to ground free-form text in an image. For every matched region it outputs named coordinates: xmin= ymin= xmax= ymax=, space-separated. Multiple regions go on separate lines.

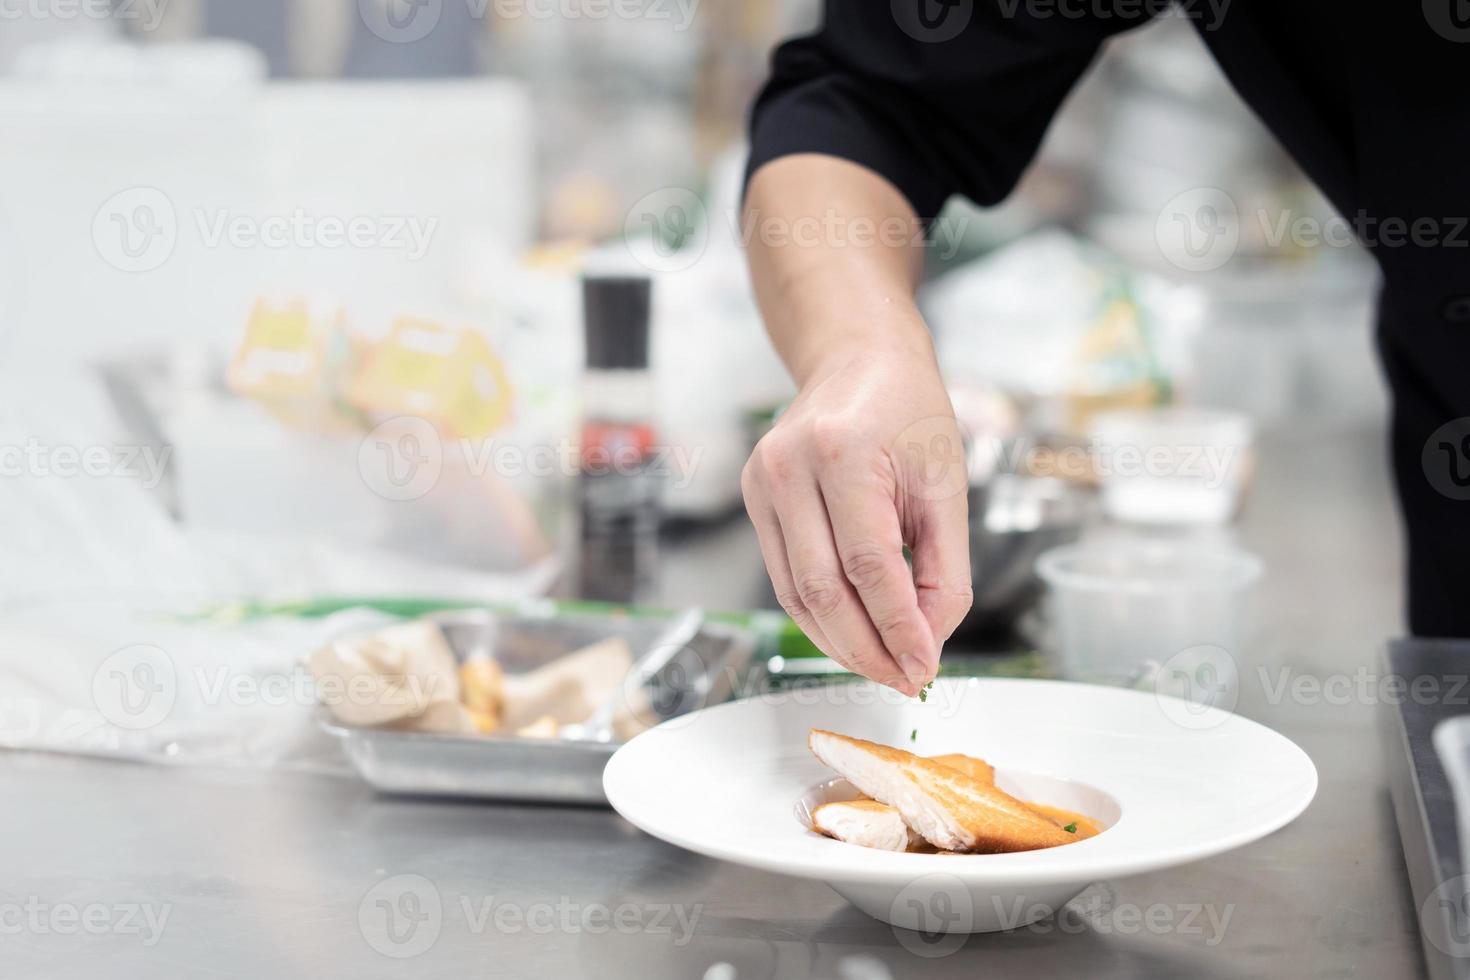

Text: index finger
xmin=774 ymin=481 xmax=913 ymax=692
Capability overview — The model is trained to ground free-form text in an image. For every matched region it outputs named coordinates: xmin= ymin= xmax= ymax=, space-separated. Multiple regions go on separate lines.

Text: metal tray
xmin=320 ymin=608 xmax=757 ymax=805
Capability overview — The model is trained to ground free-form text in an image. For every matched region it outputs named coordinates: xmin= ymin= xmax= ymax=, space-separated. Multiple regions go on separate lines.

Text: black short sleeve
xmin=747 ymin=1 xmax=1161 ymax=218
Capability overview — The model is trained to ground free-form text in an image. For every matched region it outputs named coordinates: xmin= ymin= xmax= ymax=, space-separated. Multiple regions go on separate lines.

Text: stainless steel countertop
xmin=0 ymin=426 xmax=1425 ymax=979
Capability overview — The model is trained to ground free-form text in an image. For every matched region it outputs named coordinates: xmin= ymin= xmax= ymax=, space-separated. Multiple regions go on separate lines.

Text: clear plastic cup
xmin=1036 ymin=539 xmax=1263 ymax=688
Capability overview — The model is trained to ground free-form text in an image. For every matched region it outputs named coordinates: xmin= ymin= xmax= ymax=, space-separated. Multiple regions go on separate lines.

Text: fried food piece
xmin=459 ymin=658 xmax=506 ymax=725
xmin=811 ymin=799 xmax=924 ymax=852
xmin=808 ymin=730 xmax=1075 ymax=853
xmin=309 ymin=620 xmax=460 ymax=727
xmin=929 ymin=753 xmax=995 ymax=785
xmin=930 ymin=755 xmax=1102 ymax=838
xmin=500 ymin=637 xmax=633 ymax=729
xmin=464 ymin=707 xmax=500 ymax=734
xmin=814 ymin=755 xmax=994 ymax=846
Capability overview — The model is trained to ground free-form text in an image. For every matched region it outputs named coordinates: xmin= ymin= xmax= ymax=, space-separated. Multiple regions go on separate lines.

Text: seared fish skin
xmin=810 ymin=799 xmax=923 ymax=851
xmin=808 ymin=730 xmax=1075 ymax=853
xmin=928 ymin=753 xmax=995 ymax=785
xmin=812 ymin=755 xmax=993 ymax=851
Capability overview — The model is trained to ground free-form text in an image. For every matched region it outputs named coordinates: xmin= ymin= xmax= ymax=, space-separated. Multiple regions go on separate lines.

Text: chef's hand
xmin=742 ymin=352 xmax=972 ymax=694
xmin=740 ymin=155 xmax=973 ymax=696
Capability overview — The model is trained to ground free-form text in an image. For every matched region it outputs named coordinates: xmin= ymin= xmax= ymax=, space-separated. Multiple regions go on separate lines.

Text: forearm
xmin=742 ymin=154 xmax=937 ymax=386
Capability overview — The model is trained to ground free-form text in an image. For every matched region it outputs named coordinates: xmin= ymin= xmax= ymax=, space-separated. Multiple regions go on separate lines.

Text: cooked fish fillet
xmin=811 ymin=799 xmax=923 ymax=852
xmin=808 ymin=730 xmax=1075 ymax=853
xmin=929 ymin=753 xmax=995 ymax=785
xmin=812 ymin=754 xmax=992 ymax=851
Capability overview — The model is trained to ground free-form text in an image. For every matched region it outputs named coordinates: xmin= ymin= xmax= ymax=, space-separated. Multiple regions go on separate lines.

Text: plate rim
xmin=604 ymin=676 xmax=1319 ymax=886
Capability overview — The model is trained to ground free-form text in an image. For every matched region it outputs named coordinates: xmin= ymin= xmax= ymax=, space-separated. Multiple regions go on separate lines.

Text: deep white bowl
xmin=604 ymin=677 xmax=1316 ymax=933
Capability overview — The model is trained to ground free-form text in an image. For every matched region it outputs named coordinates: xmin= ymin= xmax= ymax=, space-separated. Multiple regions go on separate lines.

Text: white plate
xmin=604 ymin=677 xmax=1317 ymax=933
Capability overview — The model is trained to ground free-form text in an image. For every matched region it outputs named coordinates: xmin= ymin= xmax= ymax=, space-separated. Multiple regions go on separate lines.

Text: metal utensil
xmin=320 ymin=607 xmax=751 ymax=804
xmin=560 ymin=607 xmax=706 ymax=743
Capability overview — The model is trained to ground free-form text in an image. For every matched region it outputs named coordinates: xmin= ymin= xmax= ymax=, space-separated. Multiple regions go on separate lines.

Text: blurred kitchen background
xmin=0 ymin=1 xmax=1394 ymax=760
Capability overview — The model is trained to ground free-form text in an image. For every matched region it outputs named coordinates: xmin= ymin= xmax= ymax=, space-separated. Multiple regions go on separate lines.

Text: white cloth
xmin=0 ymin=365 xmax=553 ymax=768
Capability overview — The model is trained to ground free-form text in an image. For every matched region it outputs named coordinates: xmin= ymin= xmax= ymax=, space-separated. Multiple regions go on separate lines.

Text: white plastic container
xmin=1036 ymin=538 xmax=1262 ymax=687
xmin=1088 ymin=408 xmax=1254 ymax=525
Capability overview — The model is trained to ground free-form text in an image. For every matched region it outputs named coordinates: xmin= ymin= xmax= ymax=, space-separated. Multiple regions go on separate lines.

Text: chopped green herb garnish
xmin=909 ymin=728 xmax=917 ymax=741
xmin=916 ymin=664 xmax=941 ymax=702
xmin=1063 ymin=822 xmax=1078 ymax=834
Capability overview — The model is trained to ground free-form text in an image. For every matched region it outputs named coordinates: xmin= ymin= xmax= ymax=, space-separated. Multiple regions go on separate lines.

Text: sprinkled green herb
xmin=909 ymin=729 xmax=917 ymax=741
xmin=916 ymin=664 xmax=942 ymax=702
xmin=1063 ymin=822 xmax=1078 ymax=834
